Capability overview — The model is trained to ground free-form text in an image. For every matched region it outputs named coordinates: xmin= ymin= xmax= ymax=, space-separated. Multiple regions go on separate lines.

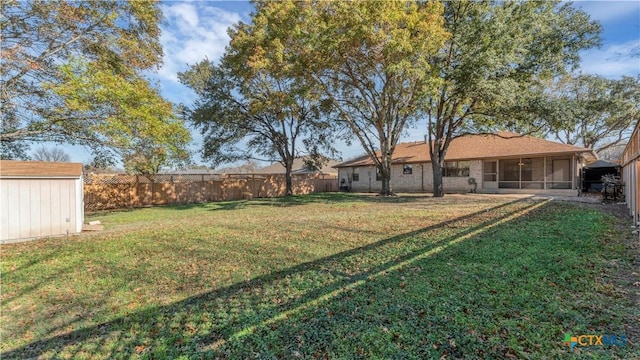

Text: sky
xmin=64 ymin=0 xmax=640 ymax=166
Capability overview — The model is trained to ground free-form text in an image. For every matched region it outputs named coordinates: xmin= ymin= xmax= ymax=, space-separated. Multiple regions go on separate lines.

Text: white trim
xmin=75 ymin=177 xmax=84 ymax=233
xmin=0 ymin=175 xmax=82 ymax=179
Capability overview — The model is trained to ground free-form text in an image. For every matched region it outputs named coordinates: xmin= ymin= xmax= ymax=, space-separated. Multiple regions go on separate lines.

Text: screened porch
xmin=482 ymin=156 xmax=575 ymax=190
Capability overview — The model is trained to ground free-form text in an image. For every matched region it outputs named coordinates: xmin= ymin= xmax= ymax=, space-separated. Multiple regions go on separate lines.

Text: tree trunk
xmin=284 ymin=159 xmax=294 ymax=196
xmin=379 ymin=153 xmax=394 ymax=196
xmin=431 ymin=152 xmax=445 ymax=197
xmin=380 ymin=172 xmax=392 ymax=195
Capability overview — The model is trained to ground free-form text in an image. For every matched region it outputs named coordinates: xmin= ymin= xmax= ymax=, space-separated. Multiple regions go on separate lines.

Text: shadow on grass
xmin=86 ymin=193 xmax=426 ymax=215
xmin=148 ymin=193 xmax=425 ymax=212
xmin=3 ymin=198 xmax=553 ymax=359
xmin=204 ymin=192 xmax=426 ymax=211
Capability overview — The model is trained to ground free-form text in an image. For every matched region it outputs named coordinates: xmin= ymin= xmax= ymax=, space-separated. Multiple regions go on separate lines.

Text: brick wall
xmin=338 ymin=166 xmax=379 ymax=192
xmin=420 ymin=160 xmax=482 ymax=193
xmin=338 ymin=160 xmax=482 ymax=193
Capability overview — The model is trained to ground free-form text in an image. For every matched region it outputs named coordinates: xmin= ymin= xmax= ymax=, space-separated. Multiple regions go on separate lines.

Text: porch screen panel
xmin=522 ymin=158 xmax=544 ymax=189
xmin=547 ymin=156 xmax=571 ymax=189
xmin=499 ymin=159 xmax=520 ymax=188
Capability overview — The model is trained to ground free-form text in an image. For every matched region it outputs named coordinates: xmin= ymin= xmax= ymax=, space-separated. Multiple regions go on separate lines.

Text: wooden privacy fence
xmin=83 ymin=173 xmax=338 ymax=212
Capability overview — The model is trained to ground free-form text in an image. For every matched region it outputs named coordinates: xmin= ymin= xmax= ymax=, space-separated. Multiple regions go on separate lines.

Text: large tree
xmin=31 ymin=146 xmax=70 ymax=162
xmin=425 ymin=0 xmax=601 ymax=196
xmin=1 ymin=0 xmax=190 ymax=167
xmin=306 ymin=1 xmax=448 ymax=195
xmin=179 ymin=1 xmax=337 ymax=196
xmin=121 ymin=139 xmax=189 ymax=175
xmin=543 ymin=74 xmax=640 ymax=155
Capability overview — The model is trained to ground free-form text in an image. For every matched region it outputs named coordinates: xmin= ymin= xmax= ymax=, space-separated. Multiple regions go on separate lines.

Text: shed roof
xmin=585 ymin=159 xmax=620 ymax=169
xmin=335 ymin=132 xmax=596 ymax=168
xmin=0 ymin=160 xmax=83 ymax=177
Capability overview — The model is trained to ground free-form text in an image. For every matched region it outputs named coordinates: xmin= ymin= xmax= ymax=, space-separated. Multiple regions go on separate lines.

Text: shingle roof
xmin=0 ymin=160 xmax=83 ymax=177
xmin=335 ymin=132 xmax=596 ymax=168
xmin=584 ymin=159 xmax=619 ymax=169
xmin=254 ymin=157 xmax=339 ymax=174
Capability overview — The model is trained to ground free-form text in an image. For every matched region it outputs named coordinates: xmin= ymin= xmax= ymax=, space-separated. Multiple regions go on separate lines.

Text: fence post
xmin=133 ymin=175 xmax=138 ymax=208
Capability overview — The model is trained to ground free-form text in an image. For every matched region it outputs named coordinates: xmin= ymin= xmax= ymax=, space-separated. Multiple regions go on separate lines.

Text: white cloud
xmin=165 ymin=3 xmax=199 ymax=28
xmin=158 ymin=3 xmax=242 ymax=83
xmin=578 ymin=39 xmax=640 ymax=78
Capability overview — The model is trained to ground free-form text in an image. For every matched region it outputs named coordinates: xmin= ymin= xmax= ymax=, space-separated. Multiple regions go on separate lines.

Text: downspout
xmin=421 ymin=163 xmax=424 ymax=192
xmin=572 ymin=154 xmax=576 ymax=191
xmin=543 ymin=156 xmax=547 ymax=190
xmin=579 ymin=155 xmax=584 ymax=195
xmin=352 ymin=167 xmax=355 ymax=190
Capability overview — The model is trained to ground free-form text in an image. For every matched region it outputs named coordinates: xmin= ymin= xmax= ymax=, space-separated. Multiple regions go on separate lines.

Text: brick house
xmin=254 ymin=157 xmax=339 ymax=176
xmin=335 ymin=132 xmax=596 ymax=195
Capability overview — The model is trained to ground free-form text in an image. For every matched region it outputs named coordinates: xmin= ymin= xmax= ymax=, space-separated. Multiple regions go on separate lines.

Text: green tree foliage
xmin=543 ymin=74 xmax=640 ymax=155
xmin=0 ymin=0 xmax=190 ymax=169
xmin=0 ymin=138 xmax=29 ymax=160
xmin=306 ymin=1 xmax=448 ymax=195
xmin=122 ymin=140 xmax=181 ymax=175
xmin=179 ymin=1 xmax=338 ymax=196
xmin=425 ymin=0 xmax=601 ymax=196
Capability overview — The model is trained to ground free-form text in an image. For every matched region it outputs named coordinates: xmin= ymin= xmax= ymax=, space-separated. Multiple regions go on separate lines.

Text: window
xmin=352 ymin=173 xmax=359 ymax=182
xmin=376 ymin=167 xmax=382 ymax=181
xmin=403 ymin=164 xmax=413 ymax=175
xmin=443 ymin=161 xmax=470 ymax=177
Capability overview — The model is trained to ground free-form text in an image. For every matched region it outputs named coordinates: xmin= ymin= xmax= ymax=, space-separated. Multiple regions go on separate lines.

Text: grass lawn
xmin=1 ymin=193 xmax=638 ymax=359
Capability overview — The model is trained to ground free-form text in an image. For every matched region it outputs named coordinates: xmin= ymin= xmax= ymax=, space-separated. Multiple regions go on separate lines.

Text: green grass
xmin=1 ymin=193 xmax=637 ymax=359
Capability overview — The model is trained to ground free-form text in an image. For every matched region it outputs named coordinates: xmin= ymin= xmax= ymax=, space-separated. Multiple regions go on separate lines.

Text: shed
xmin=582 ymin=160 xmax=620 ymax=192
xmin=1 ymin=160 xmax=84 ymax=243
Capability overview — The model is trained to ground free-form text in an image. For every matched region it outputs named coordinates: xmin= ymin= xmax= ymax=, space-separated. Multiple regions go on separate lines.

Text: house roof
xmin=254 ymin=158 xmax=339 ymax=175
xmin=0 ymin=160 xmax=83 ymax=177
xmin=166 ymin=169 xmax=218 ymax=175
xmin=335 ymin=132 xmax=596 ymax=168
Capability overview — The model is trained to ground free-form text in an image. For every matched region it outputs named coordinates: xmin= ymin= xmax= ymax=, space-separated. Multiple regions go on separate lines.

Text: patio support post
xmin=543 ymin=156 xmax=547 ymax=190
xmin=572 ymin=154 xmax=576 ymax=190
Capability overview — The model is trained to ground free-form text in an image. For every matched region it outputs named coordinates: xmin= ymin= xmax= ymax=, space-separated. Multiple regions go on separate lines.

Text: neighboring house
xmin=254 ymin=157 xmax=339 ymax=176
xmin=335 ymin=132 xmax=596 ymax=195
xmin=1 ymin=160 xmax=84 ymax=243
xmin=621 ymin=121 xmax=640 ymax=225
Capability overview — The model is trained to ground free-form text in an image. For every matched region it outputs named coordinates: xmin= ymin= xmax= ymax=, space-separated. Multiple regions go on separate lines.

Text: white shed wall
xmin=1 ymin=177 xmax=83 ymax=243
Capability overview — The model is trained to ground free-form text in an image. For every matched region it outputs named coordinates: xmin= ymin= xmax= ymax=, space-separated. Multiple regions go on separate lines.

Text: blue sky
xmin=65 ymin=0 xmax=640 ymax=165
